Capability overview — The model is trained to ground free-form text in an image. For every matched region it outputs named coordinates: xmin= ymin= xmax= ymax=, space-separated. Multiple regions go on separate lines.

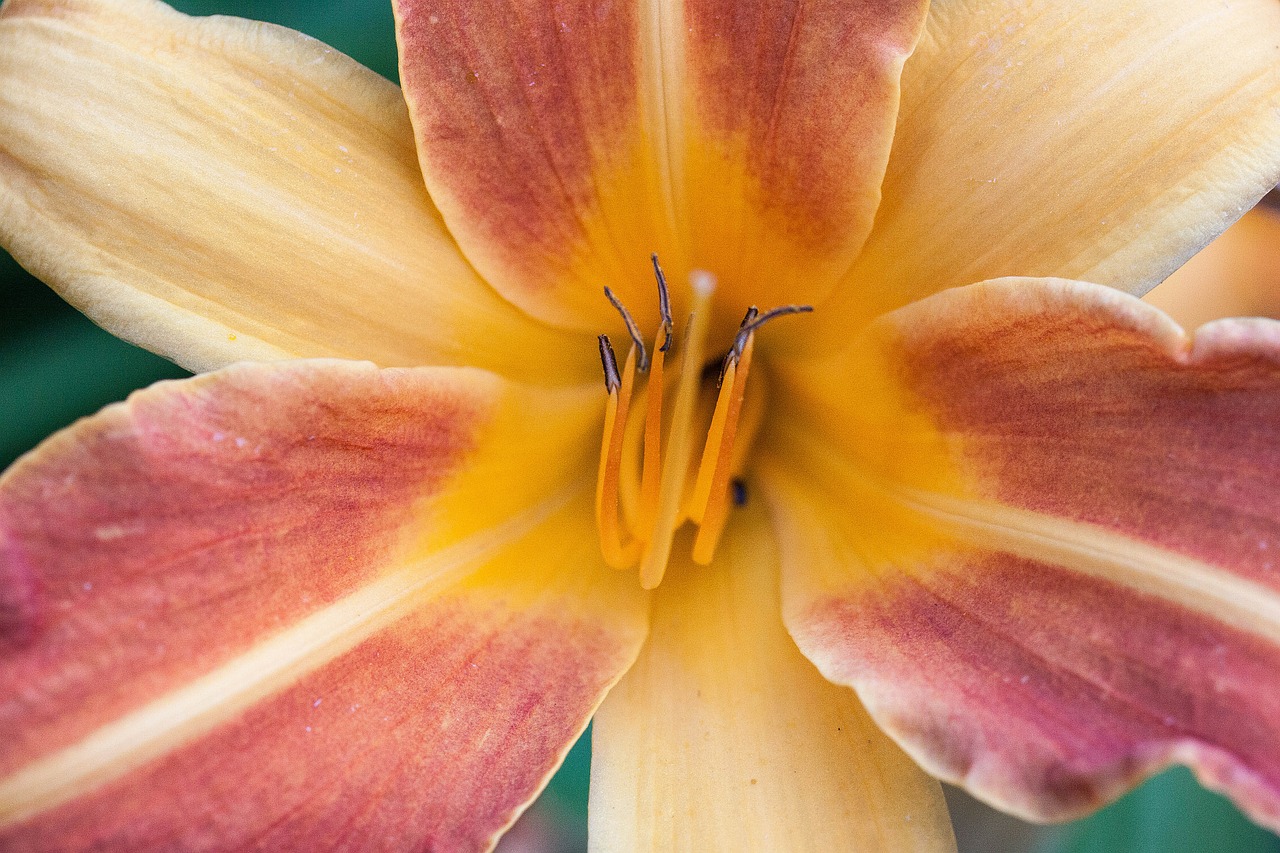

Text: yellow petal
xmin=0 ymin=0 xmax=590 ymax=382
xmin=587 ymin=502 xmax=955 ymax=852
xmin=805 ymin=0 xmax=1280 ymax=348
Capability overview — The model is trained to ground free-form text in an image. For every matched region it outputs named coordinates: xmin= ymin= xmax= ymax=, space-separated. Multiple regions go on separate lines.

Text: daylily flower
xmin=2 ymin=0 xmax=1280 ymax=849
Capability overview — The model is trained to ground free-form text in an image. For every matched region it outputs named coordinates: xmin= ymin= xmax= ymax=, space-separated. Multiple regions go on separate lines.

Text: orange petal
xmin=803 ymin=0 xmax=1280 ymax=350
xmin=0 ymin=0 xmax=588 ymax=382
xmin=0 ymin=360 xmax=646 ymax=849
xmin=588 ymin=503 xmax=955 ymax=851
xmin=767 ymin=278 xmax=1280 ymax=829
xmin=393 ymin=0 xmax=673 ymax=332
xmin=394 ymin=0 xmax=927 ymax=335
xmin=678 ymin=0 xmax=928 ymax=323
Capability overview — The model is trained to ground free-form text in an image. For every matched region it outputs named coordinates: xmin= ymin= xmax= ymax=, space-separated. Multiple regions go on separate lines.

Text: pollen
xmin=594 ymin=259 xmax=811 ymax=587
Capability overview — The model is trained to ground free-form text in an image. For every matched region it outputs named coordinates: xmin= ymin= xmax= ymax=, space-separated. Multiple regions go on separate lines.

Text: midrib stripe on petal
xmin=889 ymin=485 xmax=1280 ymax=643
xmin=0 ymin=488 xmax=576 ymax=829
xmin=639 ymin=0 xmax=685 ymax=256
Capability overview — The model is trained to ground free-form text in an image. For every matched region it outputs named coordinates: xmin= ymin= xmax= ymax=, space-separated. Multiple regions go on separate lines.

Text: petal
xmin=0 ymin=360 xmax=646 ymax=849
xmin=0 ymin=0 xmax=589 ymax=381
xmin=766 ymin=279 xmax=1280 ymax=828
xmin=1145 ymin=204 xmax=1280 ymax=328
xmin=587 ymin=503 xmax=954 ymax=852
xmin=805 ymin=0 xmax=1280 ymax=348
xmin=394 ymin=0 xmax=672 ymax=332
xmin=394 ymin=0 xmax=926 ymax=334
xmin=674 ymin=0 xmax=928 ymax=321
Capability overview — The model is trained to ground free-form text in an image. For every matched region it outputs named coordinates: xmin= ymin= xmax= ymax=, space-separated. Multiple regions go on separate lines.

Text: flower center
xmin=594 ymin=257 xmax=811 ymax=588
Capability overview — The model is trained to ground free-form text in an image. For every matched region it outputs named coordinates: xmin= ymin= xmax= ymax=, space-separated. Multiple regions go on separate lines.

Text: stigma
xmin=594 ymin=257 xmax=810 ymax=588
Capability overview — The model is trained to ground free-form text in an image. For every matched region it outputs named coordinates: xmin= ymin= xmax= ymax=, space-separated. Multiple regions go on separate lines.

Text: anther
xmin=731 ymin=304 xmax=812 ymax=360
xmin=597 ymin=335 xmax=621 ymax=393
xmin=719 ymin=307 xmax=759 ymax=387
xmin=604 ymin=287 xmax=649 ymax=372
xmin=650 ymin=254 xmax=674 ymax=353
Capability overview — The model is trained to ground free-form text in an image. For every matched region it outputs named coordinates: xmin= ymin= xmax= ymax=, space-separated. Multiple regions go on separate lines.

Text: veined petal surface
xmin=0 ymin=0 xmax=589 ymax=382
xmin=588 ymin=504 xmax=954 ymax=852
xmin=767 ymin=279 xmax=1280 ymax=828
xmin=805 ymin=0 xmax=1280 ymax=349
xmin=0 ymin=360 xmax=646 ymax=850
xmin=394 ymin=0 xmax=925 ymax=335
xmin=394 ymin=0 xmax=672 ymax=333
xmin=676 ymin=0 xmax=927 ymax=326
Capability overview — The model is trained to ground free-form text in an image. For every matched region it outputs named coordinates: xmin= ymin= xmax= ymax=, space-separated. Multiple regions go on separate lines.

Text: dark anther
xmin=714 ymin=307 xmax=760 ymax=387
xmin=598 ymin=335 xmax=621 ymax=394
xmin=731 ymin=304 xmax=813 ymax=359
xmin=651 ymin=254 xmax=674 ymax=353
xmin=731 ymin=478 xmax=748 ymax=506
xmin=604 ymin=287 xmax=649 ymax=372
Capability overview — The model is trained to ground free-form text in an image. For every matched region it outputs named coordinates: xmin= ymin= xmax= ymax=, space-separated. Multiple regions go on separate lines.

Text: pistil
xmin=638 ymin=271 xmax=716 ymax=589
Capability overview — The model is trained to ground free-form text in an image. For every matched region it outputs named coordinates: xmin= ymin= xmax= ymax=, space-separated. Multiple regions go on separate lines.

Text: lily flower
xmin=2 ymin=0 xmax=1280 ymax=849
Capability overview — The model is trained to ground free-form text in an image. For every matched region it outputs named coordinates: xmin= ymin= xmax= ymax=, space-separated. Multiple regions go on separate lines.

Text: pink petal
xmin=767 ymin=279 xmax=1280 ymax=828
xmin=0 ymin=360 xmax=646 ymax=849
xmin=394 ymin=0 xmax=925 ymax=334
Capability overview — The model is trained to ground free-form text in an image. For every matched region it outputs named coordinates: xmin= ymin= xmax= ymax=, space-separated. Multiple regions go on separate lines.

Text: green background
xmin=2 ymin=2 xmax=1276 ymax=851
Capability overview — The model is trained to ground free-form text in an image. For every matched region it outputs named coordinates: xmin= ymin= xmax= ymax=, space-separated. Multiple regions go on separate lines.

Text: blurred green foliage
xmin=0 ymin=230 xmax=189 ymax=470
xmin=1044 ymin=768 xmax=1280 ymax=853
xmin=1 ymin=2 xmax=1277 ymax=851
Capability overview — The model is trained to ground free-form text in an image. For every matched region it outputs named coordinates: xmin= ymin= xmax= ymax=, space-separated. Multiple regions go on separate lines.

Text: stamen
xmin=597 ymin=334 xmax=620 ymax=394
xmin=638 ymin=272 xmax=716 ymax=589
xmin=689 ymin=352 xmax=739 ymax=522
xmin=595 ymin=340 xmax=641 ymax=568
xmin=650 ymin=254 xmax=674 ymax=352
xmin=636 ymin=337 xmax=666 ymax=533
xmin=594 ymin=266 xmax=813 ymax=579
xmin=604 ymin=287 xmax=649 ymax=372
xmin=719 ymin=307 xmax=757 ymax=387
xmin=730 ymin=369 xmax=767 ymax=475
xmin=691 ymin=334 xmax=754 ymax=564
xmin=691 ymin=303 xmax=809 ymax=565
xmin=636 ymin=256 xmax=674 ymax=533
xmin=616 ymin=381 xmax=649 ymax=531
xmin=678 ymin=385 xmax=720 ymax=523
xmin=730 ymin=304 xmax=812 ymax=359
